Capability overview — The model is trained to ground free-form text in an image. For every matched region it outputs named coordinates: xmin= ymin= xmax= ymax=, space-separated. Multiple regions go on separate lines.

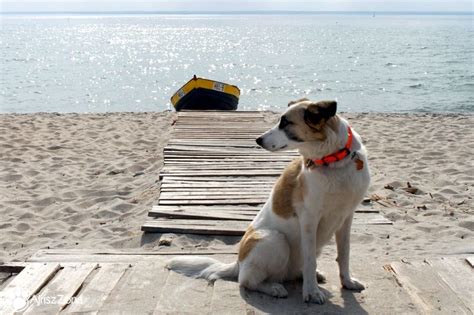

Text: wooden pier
xmin=141 ymin=111 xmax=391 ymax=235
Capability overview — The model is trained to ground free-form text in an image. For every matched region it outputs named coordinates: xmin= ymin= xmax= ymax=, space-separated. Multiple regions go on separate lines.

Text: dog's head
xmin=256 ymin=98 xmax=337 ymax=152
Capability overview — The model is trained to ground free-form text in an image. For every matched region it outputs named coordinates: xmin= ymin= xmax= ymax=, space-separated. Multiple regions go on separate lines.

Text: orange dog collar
xmin=312 ymin=126 xmax=353 ymax=166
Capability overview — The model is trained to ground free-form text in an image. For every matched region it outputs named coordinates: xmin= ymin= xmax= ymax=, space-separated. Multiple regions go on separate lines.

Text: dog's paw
xmin=303 ymin=285 xmax=326 ymax=304
xmin=270 ymin=283 xmax=288 ymax=298
xmin=341 ymin=278 xmax=365 ymax=291
xmin=316 ymin=270 xmax=327 ymax=284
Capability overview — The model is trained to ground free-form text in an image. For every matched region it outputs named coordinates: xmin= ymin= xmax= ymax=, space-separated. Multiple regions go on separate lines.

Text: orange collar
xmin=309 ymin=126 xmax=353 ymax=167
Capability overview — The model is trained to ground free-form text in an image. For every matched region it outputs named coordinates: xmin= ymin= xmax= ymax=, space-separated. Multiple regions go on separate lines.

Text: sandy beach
xmin=0 ymin=111 xmax=472 ymax=264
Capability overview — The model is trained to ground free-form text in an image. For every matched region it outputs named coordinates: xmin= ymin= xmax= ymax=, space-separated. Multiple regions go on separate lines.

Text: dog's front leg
xmin=300 ymin=213 xmax=326 ymax=304
xmin=335 ymin=213 xmax=365 ymax=291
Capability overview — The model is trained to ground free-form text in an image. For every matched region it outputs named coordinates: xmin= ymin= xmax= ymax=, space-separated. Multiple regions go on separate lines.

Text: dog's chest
xmin=303 ymin=164 xmax=369 ymax=212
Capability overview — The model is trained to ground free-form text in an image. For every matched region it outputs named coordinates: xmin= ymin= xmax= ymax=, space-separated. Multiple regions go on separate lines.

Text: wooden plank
xmin=142 ymin=213 xmax=391 ymax=235
xmin=163 ymin=175 xmax=277 ymax=185
xmin=141 ymin=219 xmax=248 ymax=235
xmin=65 ymin=263 xmax=128 ymax=313
xmin=166 ymin=143 xmax=261 ymax=149
xmin=466 ymin=256 xmax=474 ymax=268
xmin=0 ymin=263 xmax=60 ymax=314
xmin=159 ymin=193 xmax=269 ymax=200
xmin=164 ymin=148 xmax=295 ymax=154
xmin=390 ymin=260 xmax=471 ymax=314
xmin=426 ymin=257 xmax=474 ymax=309
xmin=24 ymin=263 xmax=96 ymax=314
xmin=149 ymin=206 xmax=257 ymax=221
xmin=163 ymin=162 xmax=290 ymax=167
xmin=151 ymin=205 xmax=380 ymax=214
xmin=28 ymin=249 xmax=238 ymax=263
xmin=162 ymin=157 xmax=293 ymax=162
xmin=97 ymin=261 xmax=168 ymax=314
xmin=162 ymin=165 xmax=288 ymax=170
xmin=150 ymin=207 xmax=388 ymax=224
xmin=160 ymin=187 xmax=272 ymax=192
xmin=160 ymin=170 xmax=283 ymax=176
xmin=151 ymin=205 xmax=261 ymax=211
xmin=159 ymin=190 xmax=271 ymax=195
xmin=210 ymin=280 xmax=247 ymax=315
xmin=158 ymin=199 xmax=265 ymax=205
xmin=153 ymin=271 xmax=213 ymax=314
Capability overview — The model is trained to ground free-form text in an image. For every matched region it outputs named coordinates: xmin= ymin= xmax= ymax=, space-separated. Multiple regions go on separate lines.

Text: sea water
xmin=1 ymin=14 xmax=472 ymax=113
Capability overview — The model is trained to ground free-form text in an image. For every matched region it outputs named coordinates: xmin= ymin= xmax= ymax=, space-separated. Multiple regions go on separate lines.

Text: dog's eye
xmin=279 ymin=116 xmax=292 ymax=129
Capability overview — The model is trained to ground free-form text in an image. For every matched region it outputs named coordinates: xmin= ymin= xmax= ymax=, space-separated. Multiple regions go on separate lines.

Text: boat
xmin=171 ymin=75 xmax=240 ymax=111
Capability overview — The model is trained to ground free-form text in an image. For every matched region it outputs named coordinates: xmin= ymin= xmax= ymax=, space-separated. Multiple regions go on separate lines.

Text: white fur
xmin=166 ymin=256 xmax=239 ymax=281
xmin=167 ymin=106 xmax=370 ymax=304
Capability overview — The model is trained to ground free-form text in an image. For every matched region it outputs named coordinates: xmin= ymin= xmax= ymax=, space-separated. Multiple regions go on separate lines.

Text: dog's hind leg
xmin=238 ymin=229 xmax=290 ymax=298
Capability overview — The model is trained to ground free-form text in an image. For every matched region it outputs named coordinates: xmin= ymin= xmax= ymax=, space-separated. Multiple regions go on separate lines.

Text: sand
xmin=0 ymin=111 xmax=473 ymax=265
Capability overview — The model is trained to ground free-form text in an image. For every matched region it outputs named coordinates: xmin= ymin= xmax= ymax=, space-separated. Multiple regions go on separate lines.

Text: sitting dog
xmin=167 ymin=99 xmax=370 ymax=304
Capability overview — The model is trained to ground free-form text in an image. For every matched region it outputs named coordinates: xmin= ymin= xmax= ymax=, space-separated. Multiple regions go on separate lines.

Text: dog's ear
xmin=304 ymin=100 xmax=337 ymax=129
xmin=288 ymin=98 xmax=309 ymax=107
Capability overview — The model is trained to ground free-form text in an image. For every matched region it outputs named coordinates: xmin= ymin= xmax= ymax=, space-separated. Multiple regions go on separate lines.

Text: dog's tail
xmin=166 ymin=256 xmax=239 ymax=281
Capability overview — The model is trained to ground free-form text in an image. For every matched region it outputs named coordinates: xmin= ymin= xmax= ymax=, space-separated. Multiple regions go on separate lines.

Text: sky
xmin=0 ymin=0 xmax=472 ymax=13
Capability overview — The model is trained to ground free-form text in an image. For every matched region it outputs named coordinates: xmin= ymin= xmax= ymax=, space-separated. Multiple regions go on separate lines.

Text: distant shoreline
xmin=1 ymin=11 xmax=473 ymax=16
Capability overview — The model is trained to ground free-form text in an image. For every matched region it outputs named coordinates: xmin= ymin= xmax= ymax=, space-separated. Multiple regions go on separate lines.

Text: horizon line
xmin=1 ymin=10 xmax=473 ymax=16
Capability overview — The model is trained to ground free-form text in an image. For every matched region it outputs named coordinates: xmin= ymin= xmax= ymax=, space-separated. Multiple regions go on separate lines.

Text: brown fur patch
xmin=283 ymin=101 xmax=338 ymax=143
xmin=238 ymin=226 xmax=262 ymax=261
xmin=355 ymin=158 xmax=364 ymax=170
xmin=272 ymin=157 xmax=306 ymax=218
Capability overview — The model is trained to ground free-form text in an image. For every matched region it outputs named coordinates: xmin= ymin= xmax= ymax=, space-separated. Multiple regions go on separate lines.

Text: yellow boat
xmin=171 ymin=76 xmax=240 ymax=111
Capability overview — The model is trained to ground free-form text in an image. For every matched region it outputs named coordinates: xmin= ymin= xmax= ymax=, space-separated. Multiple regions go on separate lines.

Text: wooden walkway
xmin=142 ymin=111 xmax=391 ymax=235
xmin=1 ymin=250 xmax=472 ymax=314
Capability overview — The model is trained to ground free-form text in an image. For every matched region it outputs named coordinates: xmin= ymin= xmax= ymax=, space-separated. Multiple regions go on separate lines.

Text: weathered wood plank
xmin=153 ymin=271 xmax=213 ymax=314
xmin=162 ymin=165 xmax=287 ymax=170
xmin=160 ymin=170 xmax=283 ymax=176
xmin=28 ymin=249 xmax=238 ymax=263
xmin=141 ymin=219 xmax=248 ymax=235
xmin=158 ymin=198 xmax=266 ymax=205
xmin=163 ymin=162 xmax=290 ymax=167
xmin=162 ymin=157 xmax=290 ymax=162
xmin=142 ymin=213 xmax=391 ymax=235
xmin=0 ymin=263 xmax=60 ymax=315
xmin=149 ymin=206 xmax=383 ymax=221
xmin=149 ymin=206 xmax=257 ymax=221
xmin=159 ymin=193 xmax=269 ymax=200
xmin=24 ymin=263 xmax=97 ymax=314
xmin=162 ymin=177 xmax=277 ymax=183
xmin=210 ymin=280 xmax=247 ymax=314
xmin=160 ymin=187 xmax=272 ymax=192
xmin=390 ymin=260 xmax=471 ymax=314
xmin=65 ymin=263 xmax=128 ymax=313
xmin=466 ymin=256 xmax=474 ymax=268
xmin=426 ymin=257 xmax=474 ymax=310
xmin=97 ymin=261 xmax=168 ymax=314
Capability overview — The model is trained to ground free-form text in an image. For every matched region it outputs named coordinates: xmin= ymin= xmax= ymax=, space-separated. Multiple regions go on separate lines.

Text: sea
xmin=1 ymin=13 xmax=473 ymax=113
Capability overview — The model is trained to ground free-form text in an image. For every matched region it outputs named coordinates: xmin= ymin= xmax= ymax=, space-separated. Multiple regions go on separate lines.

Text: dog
xmin=166 ymin=99 xmax=370 ymax=304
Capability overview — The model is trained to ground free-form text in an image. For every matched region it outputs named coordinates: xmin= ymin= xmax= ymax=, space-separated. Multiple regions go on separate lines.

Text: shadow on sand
xmin=240 ymin=280 xmax=368 ymax=315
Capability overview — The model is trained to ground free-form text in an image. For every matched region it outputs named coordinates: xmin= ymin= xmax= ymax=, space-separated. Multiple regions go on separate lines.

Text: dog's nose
xmin=256 ymin=137 xmax=263 ymax=146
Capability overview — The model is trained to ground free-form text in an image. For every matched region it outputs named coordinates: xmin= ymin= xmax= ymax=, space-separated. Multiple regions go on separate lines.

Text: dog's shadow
xmin=239 ymin=280 xmax=368 ymax=315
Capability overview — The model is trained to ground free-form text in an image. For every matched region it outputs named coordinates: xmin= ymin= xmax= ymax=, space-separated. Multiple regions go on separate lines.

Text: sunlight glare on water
xmin=0 ymin=14 xmax=473 ymax=113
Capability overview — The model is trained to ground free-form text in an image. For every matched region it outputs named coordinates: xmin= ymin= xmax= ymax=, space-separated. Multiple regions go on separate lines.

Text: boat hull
xmin=175 ymin=88 xmax=238 ymax=111
xmin=171 ymin=76 xmax=240 ymax=111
